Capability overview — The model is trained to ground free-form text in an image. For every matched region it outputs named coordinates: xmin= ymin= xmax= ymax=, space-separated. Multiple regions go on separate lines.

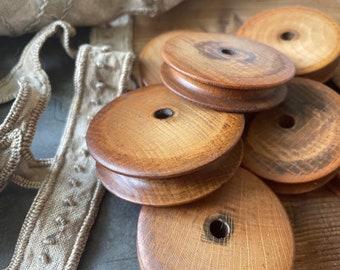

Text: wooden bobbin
xmin=86 ymin=84 xmax=244 ymax=206
xmin=137 ymin=168 xmax=294 ymax=270
xmin=139 ymin=30 xmax=196 ymax=86
xmin=161 ymin=32 xmax=295 ymax=112
xmin=243 ymin=77 xmax=340 ymax=194
xmin=237 ymin=6 xmax=340 ymax=83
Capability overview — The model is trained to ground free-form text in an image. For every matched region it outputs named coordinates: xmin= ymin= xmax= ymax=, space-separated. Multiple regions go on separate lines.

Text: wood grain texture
xmin=243 ymin=77 xmax=340 ymax=189
xmin=139 ymin=30 xmax=197 ymax=86
xmin=281 ymin=187 xmax=340 ymax=270
xmin=237 ymin=6 xmax=340 ymax=82
xmin=161 ymin=62 xmax=288 ymax=112
xmin=137 ymin=168 xmax=294 ymax=270
xmin=162 ymin=32 xmax=295 ymax=89
xmin=96 ymin=140 xmax=243 ymax=206
xmin=86 ymin=84 xmax=244 ymax=178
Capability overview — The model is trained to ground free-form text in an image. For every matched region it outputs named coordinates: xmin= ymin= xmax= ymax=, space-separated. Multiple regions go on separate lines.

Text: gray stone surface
xmin=0 ymin=29 xmax=140 ymax=270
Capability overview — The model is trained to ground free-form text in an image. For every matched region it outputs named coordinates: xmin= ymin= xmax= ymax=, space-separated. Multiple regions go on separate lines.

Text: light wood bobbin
xmin=161 ymin=32 xmax=295 ymax=112
xmin=243 ymin=77 xmax=340 ymax=194
xmin=237 ymin=6 xmax=340 ymax=83
xmin=137 ymin=168 xmax=294 ymax=270
xmin=86 ymin=84 xmax=244 ymax=206
xmin=139 ymin=30 xmax=196 ymax=86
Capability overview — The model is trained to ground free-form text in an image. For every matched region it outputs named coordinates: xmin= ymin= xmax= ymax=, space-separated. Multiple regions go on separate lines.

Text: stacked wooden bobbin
xmin=236 ymin=6 xmax=340 ymax=194
xmin=86 ymin=32 xmax=298 ymax=269
xmin=160 ymin=32 xmax=295 ymax=112
xmin=86 ymin=84 xmax=244 ymax=206
xmin=118 ymin=33 xmax=294 ymax=269
xmin=86 ymin=5 xmax=340 ymax=269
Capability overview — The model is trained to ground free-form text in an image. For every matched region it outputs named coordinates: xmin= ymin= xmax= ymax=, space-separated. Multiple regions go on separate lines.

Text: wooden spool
xmin=139 ymin=30 xmax=196 ymax=86
xmin=243 ymin=77 xmax=340 ymax=194
xmin=86 ymin=84 xmax=244 ymax=206
xmin=237 ymin=6 xmax=340 ymax=83
xmin=137 ymin=168 xmax=294 ymax=270
xmin=161 ymin=32 xmax=295 ymax=112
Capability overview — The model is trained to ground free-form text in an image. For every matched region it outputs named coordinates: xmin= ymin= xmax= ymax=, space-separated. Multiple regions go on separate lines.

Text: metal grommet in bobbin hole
xmin=242 ymin=77 xmax=340 ymax=194
xmin=237 ymin=6 xmax=340 ymax=83
xmin=86 ymin=84 xmax=244 ymax=206
xmin=137 ymin=168 xmax=294 ymax=270
xmin=160 ymin=32 xmax=295 ymax=113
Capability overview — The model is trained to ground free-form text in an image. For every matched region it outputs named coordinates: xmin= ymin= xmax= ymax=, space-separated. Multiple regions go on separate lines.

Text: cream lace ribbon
xmin=1 ymin=18 xmax=134 ymax=269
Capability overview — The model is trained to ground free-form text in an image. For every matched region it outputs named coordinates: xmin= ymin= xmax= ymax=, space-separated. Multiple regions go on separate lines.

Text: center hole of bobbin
xmin=219 ymin=48 xmax=236 ymax=56
xmin=278 ymin=114 xmax=295 ymax=129
xmin=280 ymin=31 xmax=296 ymax=41
xmin=153 ymin=108 xmax=174 ymax=119
xmin=209 ymin=218 xmax=230 ymax=239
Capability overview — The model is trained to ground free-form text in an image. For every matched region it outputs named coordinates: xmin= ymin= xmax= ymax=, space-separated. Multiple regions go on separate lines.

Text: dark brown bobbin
xmin=137 ymin=168 xmax=294 ymax=270
xmin=86 ymin=84 xmax=244 ymax=205
xmin=161 ymin=32 xmax=295 ymax=112
xmin=237 ymin=6 xmax=340 ymax=83
xmin=97 ymin=140 xmax=243 ymax=206
xmin=242 ymin=77 xmax=340 ymax=194
xmin=139 ymin=30 xmax=197 ymax=86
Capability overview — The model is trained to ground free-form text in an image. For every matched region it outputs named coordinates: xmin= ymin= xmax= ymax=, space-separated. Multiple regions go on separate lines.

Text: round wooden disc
xmin=139 ymin=30 xmax=196 ymax=86
xmin=161 ymin=62 xmax=288 ymax=112
xmin=97 ymin=140 xmax=243 ymax=206
xmin=243 ymin=77 xmax=340 ymax=185
xmin=162 ymin=32 xmax=295 ymax=90
xmin=137 ymin=168 xmax=294 ymax=269
xmin=237 ymin=6 xmax=340 ymax=79
xmin=86 ymin=84 xmax=244 ymax=178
